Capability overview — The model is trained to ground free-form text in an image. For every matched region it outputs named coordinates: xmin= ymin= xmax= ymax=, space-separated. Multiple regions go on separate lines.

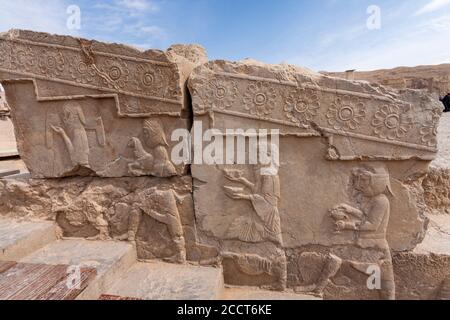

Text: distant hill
xmin=325 ymin=64 xmax=450 ymax=98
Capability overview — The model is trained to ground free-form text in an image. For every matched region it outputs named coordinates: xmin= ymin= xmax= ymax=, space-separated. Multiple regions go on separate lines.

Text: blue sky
xmin=0 ymin=0 xmax=449 ymax=71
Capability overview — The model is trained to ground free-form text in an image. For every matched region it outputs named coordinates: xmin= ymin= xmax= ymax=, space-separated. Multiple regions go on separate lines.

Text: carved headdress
xmin=63 ymin=101 xmax=86 ymax=126
xmin=143 ymin=119 xmax=169 ymax=147
xmin=353 ymin=164 xmax=394 ymax=197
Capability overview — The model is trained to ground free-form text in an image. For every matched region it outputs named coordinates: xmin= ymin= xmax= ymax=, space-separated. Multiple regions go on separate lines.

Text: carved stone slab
xmin=0 ymin=30 xmax=206 ymax=178
xmin=189 ymin=59 xmax=441 ymax=297
xmin=0 ymin=175 xmax=219 ymax=264
xmin=189 ymin=60 xmax=442 ymax=159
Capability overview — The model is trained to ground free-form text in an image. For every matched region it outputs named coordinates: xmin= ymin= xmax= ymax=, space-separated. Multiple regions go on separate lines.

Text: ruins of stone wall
xmin=187 ymin=59 xmax=441 ymax=298
xmin=0 ymin=29 xmax=445 ymax=300
xmin=0 ymin=29 xmax=207 ymax=178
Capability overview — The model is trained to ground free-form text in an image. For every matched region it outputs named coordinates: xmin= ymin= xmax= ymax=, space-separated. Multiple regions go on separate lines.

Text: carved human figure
xmin=299 ymin=165 xmax=395 ymax=300
xmin=51 ymin=102 xmax=90 ymax=167
xmin=333 ymin=165 xmax=395 ymax=300
xmin=128 ymin=188 xmax=186 ymax=264
xmin=224 ymin=163 xmax=282 ymax=246
xmin=128 ymin=119 xmax=177 ymax=177
xmin=51 ymin=101 xmax=105 ymax=168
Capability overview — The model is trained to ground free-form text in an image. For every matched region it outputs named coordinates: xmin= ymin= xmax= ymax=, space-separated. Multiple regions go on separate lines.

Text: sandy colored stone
xmin=0 ymin=29 xmax=207 ymax=178
xmin=0 ymin=175 xmax=219 ymax=264
xmin=1 ymin=29 xmax=448 ymax=301
xmin=0 ymin=118 xmax=18 ymax=158
xmin=222 ymin=286 xmax=320 ymax=300
xmin=0 ymin=90 xmax=9 ymax=117
xmin=21 ymin=239 xmax=136 ymax=300
xmin=188 ymin=59 xmax=441 ymax=299
xmin=326 ymin=63 xmax=450 ymax=98
xmin=0 ymin=218 xmax=56 ymax=261
xmin=103 ymin=261 xmax=223 ymax=300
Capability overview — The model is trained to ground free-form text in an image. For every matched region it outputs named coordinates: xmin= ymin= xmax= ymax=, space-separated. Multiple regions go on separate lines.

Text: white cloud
xmin=288 ymin=12 xmax=450 ymax=72
xmin=0 ymin=0 xmax=74 ymax=35
xmin=415 ymin=0 xmax=450 ymax=16
xmin=117 ymin=0 xmax=159 ymax=12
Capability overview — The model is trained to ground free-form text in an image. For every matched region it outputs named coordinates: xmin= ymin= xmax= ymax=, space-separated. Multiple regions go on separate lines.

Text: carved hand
xmin=51 ymin=125 xmax=64 ymax=135
xmin=335 ymin=203 xmax=356 ymax=213
xmin=227 ymin=192 xmax=250 ymax=200
xmin=335 ymin=220 xmax=358 ymax=231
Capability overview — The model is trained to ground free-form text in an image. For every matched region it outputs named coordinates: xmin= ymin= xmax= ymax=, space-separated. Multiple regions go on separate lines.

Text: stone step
xmin=21 ymin=239 xmax=136 ymax=300
xmin=102 ymin=261 xmax=224 ymax=300
xmin=0 ymin=219 xmax=56 ymax=261
xmin=221 ymin=287 xmax=321 ymax=300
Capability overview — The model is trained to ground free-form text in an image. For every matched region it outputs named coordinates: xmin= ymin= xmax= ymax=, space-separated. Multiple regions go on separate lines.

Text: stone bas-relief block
xmin=0 ymin=29 xmax=445 ymax=300
xmin=0 ymin=176 xmax=218 ymax=264
xmin=188 ymin=59 xmax=442 ymax=299
xmin=0 ymin=29 xmax=206 ymax=178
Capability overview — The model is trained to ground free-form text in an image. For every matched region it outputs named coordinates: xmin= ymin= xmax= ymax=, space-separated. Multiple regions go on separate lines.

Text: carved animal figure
xmin=128 ymin=137 xmax=154 ymax=175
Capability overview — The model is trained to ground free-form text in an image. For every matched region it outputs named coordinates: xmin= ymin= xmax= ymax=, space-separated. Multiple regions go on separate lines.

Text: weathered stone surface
xmin=188 ymin=59 xmax=441 ymax=299
xmin=103 ymin=261 xmax=223 ymax=300
xmin=0 ymin=29 xmax=446 ymax=301
xmin=0 ymin=30 xmax=206 ymax=178
xmin=393 ymin=214 xmax=450 ymax=300
xmin=221 ymin=287 xmax=320 ymax=300
xmin=0 ymin=117 xmax=19 ymax=158
xmin=0 ymin=175 xmax=214 ymax=263
xmin=21 ymin=239 xmax=135 ymax=300
xmin=0 ymin=218 xmax=56 ymax=261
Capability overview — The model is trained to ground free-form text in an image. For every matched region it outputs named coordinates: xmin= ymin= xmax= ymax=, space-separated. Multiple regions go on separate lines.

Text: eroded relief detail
xmin=0 ymin=30 xmax=444 ymax=300
xmin=187 ymin=59 xmax=440 ymax=298
xmin=190 ymin=69 xmax=440 ymax=151
xmin=47 ymin=101 xmax=106 ymax=169
xmin=243 ymin=81 xmax=277 ymax=117
xmin=0 ymin=30 xmax=200 ymax=178
xmin=372 ymin=104 xmax=413 ymax=140
xmin=222 ymin=251 xmax=287 ymax=291
xmin=0 ymin=31 xmax=187 ymax=119
xmin=128 ymin=188 xmax=187 ymax=264
xmin=127 ymin=119 xmax=177 ymax=177
xmin=420 ymin=109 xmax=440 ymax=147
xmin=326 ymin=95 xmax=366 ymax=131
xmin=205 ymin=79 xmax=239 ymax=110
xmin=284 ymin=87 xmax=320 ymax=127
xmin=223 ymin=166 xmax=282 ymax=246
xmin=300 ymin=165 xmax=395 ymax=299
